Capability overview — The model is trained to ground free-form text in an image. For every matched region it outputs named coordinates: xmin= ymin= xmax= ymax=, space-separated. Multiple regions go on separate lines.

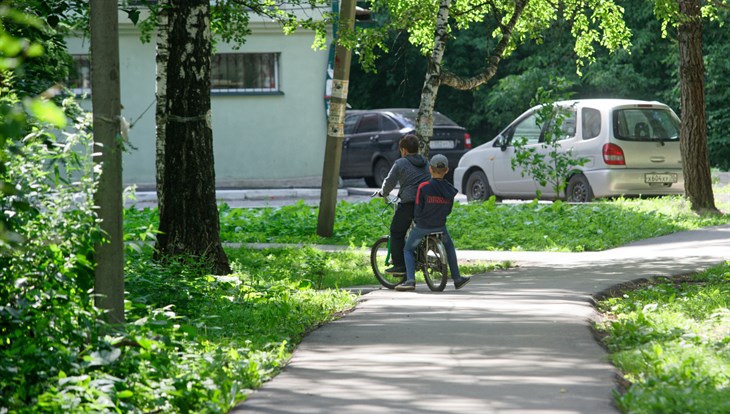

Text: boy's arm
xmin=379 ymin=162 xmax=400 ymax=196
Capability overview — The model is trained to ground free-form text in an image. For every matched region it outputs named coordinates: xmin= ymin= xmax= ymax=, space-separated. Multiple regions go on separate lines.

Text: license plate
xmin=645 ymin=173 xmax=678 ymax=183
xmin=430 ymin=140 xmax=454 ymax=149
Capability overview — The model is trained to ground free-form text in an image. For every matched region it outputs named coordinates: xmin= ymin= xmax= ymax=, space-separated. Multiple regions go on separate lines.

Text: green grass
xmin=125 ymin=194 xmax=730 ymax=253
xmin=225 ymin=245 xmax=509 ymax=289
xmin=595 ymin=262 xmax=730 ymax=414
xmin=11 ymin=193 xmax=725 ymax=412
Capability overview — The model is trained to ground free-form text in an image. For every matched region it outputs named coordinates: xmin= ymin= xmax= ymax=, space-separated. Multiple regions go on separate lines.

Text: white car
xmin=453 ymin=99 xmax=685 ymax=202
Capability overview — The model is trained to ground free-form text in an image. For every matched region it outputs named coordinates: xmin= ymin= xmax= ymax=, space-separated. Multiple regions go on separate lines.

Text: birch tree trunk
xmin=416 ymin=0 xmax=528 ymax=156
xmin=415 ymin=0 xmax=451 ymax=157
xmin=677 ymin=0 xmax=718 ymax=214
xmin=154 ymin=0 xmax=231 ymax=273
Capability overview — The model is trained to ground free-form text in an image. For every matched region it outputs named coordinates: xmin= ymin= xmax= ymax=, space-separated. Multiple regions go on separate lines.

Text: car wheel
xmin=364 ymin=176 xmax=378 ymax=188
xmin=566 ymin=174 xmax=594 ymax=202
xmin=465 ymin=170 xmax=494 ymax=202
xmin=372 ymin=159 xmax=390 ymax=188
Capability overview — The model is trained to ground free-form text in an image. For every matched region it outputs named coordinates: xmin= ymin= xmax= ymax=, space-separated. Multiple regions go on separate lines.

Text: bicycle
xmin=369 ymin=193 xmax=449 ymax=291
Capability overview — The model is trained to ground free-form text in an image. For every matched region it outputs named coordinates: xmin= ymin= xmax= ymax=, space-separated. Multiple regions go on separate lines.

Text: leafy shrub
xmin=209 ymin=196 xmax=730 ymax=253
xmin=0 ymin=96 xmax=104 ymax=410
xmin=596 ymin=262 xmax=730 ymax=413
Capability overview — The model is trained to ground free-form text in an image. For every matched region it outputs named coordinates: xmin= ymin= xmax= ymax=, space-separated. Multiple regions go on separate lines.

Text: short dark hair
xmin=399 ymin=134 xmax=419 ymax=154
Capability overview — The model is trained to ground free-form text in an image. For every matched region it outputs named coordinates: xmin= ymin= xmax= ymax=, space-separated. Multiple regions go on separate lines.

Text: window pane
xmin=513 ymin=113 xmax=541 ymax=145
xmin=356 ymin=115 xmax=379 ymax=133
xmin=582 ymin=108 xmax=601 ymax=140
xmin=613 ymin=108 xmax=679 ymax=141
xmin=382 ymin=116 xmax=399 ymax=131
xmin=68 ymin=55 xmax=91 ymax=95
xmin=211 ymin=53 xmax=279 ymax=93
xmin=546 ymin=108 xmax=577 ymax=141
xmin=344 ymin=114 xmax=360 ymax=134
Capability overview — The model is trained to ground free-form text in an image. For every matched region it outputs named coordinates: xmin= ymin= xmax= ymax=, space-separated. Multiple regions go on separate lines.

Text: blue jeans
xmin=403 ymin=226 xmax=462 ymax=283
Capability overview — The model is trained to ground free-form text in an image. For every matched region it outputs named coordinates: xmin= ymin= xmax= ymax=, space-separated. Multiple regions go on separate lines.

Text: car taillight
xmin=603 ymin=143 xmax=625 ymax=165
xmin=464 ymin=133 xmax=472 ymax=149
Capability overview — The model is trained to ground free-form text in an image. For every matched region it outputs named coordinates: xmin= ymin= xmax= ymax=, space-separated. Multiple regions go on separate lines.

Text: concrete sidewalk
xmin=231 ymin=225 xmax=730 ymax=414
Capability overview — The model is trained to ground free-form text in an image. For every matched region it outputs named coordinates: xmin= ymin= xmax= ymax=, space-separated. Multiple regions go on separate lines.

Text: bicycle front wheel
xmin=370 ymin=236 xmax=404 ymax=289
xmin=422 ymin=236 xmax=448 ymax=292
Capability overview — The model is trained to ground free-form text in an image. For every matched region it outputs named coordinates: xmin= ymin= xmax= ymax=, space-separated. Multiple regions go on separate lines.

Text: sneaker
xmin=395 ymin=280 xmax=415 ymax=291
xmin=385 ymin=266 xmax=406 ymax=275
xmin=454 ymin=277 xmax=471 ymax=290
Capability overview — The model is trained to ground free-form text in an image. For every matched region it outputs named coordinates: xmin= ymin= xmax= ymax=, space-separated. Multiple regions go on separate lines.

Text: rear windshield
xmin=612 ymin=108 xmax=679 ymax=141
xmin=395 ymin=111 xmax=457 ymax=127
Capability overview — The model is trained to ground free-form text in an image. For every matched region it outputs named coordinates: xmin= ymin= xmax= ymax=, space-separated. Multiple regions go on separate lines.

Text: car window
xmin=382 ymin=116 xmax=399 ymax=131
xmin=356 ymin=114 xmax=380 ymax=133
xmin=344 ymin=114 xmax=360 ymax=134
xmin=544 ymin=107 xmax=577 ymax=141
xmin=395 ymin=110 xmax=457 ymax=126
xmin=582 ymin=108 xmax=601 ymax=140
xmin=613 ymin=108 xmax=680 ymax=141
xmin=512 ymin=113 xmax=541 ymax=145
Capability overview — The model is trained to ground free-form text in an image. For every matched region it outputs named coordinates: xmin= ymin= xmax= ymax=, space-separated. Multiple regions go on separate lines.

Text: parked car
xmin=341 ymin=108 xmax=472 ymax=187
xmin=453 ymin=99 xmax=685 ymax=202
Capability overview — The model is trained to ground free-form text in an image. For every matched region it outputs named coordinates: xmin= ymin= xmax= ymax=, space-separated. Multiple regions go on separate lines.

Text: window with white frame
xmin=68 ymin=54 xmax=91 ymax=95
xmin=211 ymin=53 xmax=280 ymax=93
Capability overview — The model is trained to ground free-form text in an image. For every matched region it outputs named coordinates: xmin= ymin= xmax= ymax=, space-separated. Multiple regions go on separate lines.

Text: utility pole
xmin=90 ymin=0 xmax=124 ymax=324
xmin=317 ymin=0 xmax=356 ymax=237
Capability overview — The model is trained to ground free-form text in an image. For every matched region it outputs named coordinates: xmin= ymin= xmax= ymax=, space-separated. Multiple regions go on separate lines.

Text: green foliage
xmin=350 ymin=0 xmax=630 ymax=73
xmin=192 ymin=195 xmax=730 ymax=253
xmin=131 ymin=0 xmax=331 ymax=50
xmin=596 ymin=262 xmax=730 ymax=413
xmin=705 ymin=10 xmax=730 ymax=172
xmin=0 ymin=96 xmax=104 ymax=411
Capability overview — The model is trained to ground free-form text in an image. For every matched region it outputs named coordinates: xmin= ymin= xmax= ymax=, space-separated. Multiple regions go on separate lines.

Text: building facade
xmin=66 ymin=10 xmax=331 ymax=189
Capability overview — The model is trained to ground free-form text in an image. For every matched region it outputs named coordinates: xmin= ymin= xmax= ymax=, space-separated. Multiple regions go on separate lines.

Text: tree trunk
xmin=677 ymin=0 xmax=719 ymax=214
xmin=416 ymin=0 xmax=528 ymax=156
xmin=154 ymin=0 xmax=230 ymax=273
xmin=415 ymin=0 xmax=451 ymax=157
xmin=90 ymin=0 xmax=125 ymax=324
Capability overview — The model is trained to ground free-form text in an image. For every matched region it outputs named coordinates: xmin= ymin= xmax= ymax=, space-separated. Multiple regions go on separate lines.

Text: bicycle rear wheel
xmin=421 ymin=236 xmax=448 ymax=292
xmin=370 ymin=236 xmax=405 ymax=289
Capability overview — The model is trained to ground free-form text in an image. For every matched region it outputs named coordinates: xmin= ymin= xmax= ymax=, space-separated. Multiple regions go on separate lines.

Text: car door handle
xmin=370 ymin=135 xmax=380 ymax=141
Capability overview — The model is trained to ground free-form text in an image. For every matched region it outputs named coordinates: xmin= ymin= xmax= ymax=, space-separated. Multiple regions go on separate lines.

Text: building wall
xmin=66 ymin=17 xmax=330 ymax=190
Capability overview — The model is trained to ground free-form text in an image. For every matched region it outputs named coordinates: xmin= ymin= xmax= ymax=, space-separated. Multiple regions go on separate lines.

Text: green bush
xmin=596 ymin=262 xmax=730 ymax=414
xmin=0 ymin=95 xmax=104 ymax=410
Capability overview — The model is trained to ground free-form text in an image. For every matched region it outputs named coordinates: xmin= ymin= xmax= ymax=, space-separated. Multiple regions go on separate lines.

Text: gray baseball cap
xmin=430 ymin=154 xmax=448 ymax=168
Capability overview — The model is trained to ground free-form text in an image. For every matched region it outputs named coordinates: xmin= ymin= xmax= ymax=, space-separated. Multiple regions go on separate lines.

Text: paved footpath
xmin=128 ymin=180 xmax=729 ymax=413
xmin=231 ymin=224 xmax=730 ymax=414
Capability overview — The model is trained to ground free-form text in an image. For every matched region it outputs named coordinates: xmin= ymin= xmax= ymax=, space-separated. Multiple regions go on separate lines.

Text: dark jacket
xmin=414 ymin=178 xmax=459 ymax=229
xmin=380 ymin=154 xmax=430 ymax=203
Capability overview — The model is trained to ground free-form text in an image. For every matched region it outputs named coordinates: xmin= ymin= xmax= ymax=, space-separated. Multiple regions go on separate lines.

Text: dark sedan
xmin=341 ymin=108 xmax=471 ymax=187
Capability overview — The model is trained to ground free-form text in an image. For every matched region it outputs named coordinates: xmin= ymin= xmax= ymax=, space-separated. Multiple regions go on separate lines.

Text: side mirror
xmin=495 ymin=135 xmax=508 ymax=151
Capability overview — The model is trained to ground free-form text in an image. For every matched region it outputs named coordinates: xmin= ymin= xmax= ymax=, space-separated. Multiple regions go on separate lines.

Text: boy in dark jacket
xmin=396 ymin=154 xmax=470 ymax=291
xmin=376 ymin=135 xmax=431 ymax=275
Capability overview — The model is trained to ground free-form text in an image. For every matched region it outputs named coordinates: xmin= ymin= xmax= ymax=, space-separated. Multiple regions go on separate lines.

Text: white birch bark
xmin=155 ymin=0 xmax=169 ymax=207
xmin=416 ymin=0 xmax=451 ymax=157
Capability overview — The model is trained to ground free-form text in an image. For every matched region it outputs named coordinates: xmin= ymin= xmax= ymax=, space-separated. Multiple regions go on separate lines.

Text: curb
xmin=129 ymin=188 xmax=350 ymax=204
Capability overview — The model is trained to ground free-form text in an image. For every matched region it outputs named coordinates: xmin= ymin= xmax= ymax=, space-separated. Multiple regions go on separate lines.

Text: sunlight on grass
xmin=125 ymin=191 xmax=730 ymax=253
xmin=595 ymin=262 xmax=730 ymax=414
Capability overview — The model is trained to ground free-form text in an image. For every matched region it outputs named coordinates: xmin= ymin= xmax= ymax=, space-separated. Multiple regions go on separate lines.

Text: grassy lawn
xmin=125 ymin=193 xmax=730 ymax=253
xmin=6 ymin=190 xmax=728 ymax=413
xmin=595 ymin=262 xmax=730 ymax=414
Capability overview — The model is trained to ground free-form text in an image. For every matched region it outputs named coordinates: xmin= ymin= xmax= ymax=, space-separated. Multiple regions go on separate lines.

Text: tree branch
xmin=441 ymin=0 xmax=529 ymax=90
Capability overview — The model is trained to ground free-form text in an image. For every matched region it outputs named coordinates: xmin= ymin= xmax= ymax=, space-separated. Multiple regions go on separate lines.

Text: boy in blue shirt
xmin=396 ymin=154 xmax=471 ymax=291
